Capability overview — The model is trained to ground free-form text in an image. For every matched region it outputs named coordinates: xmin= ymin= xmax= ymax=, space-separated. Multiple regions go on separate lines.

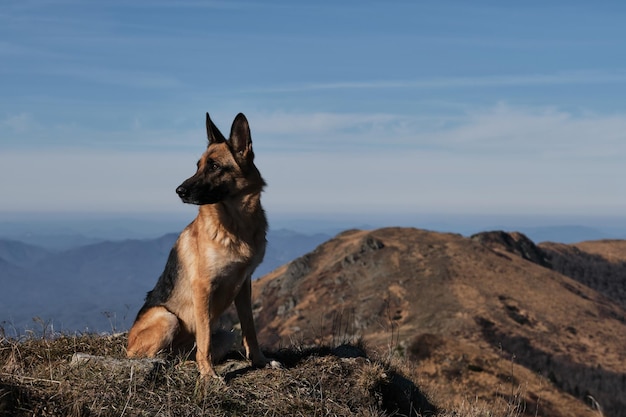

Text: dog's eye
xmin=208 ymin=161 xmax=220 ymax=172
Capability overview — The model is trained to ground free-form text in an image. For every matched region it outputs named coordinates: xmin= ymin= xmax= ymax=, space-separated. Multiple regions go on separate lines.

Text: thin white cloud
xmin=118 ymin=0 xmax=249 ymax=9
xmin=46 ymin=66 xmax=184 ymax=89
xmin=245 ymin=104 xmax=626 ymax=159
xmin=427 ymin=103 xmax=626 ymax=156
xmin=4 ymin=104 xmax=626 ymax=160
xmin=251 ymin=112 xmax=399 ymax=135
xmin=0 ymin=40 xmax=47 ymax=57
xmin=252 ymin=70 xmax=626 ymax=93
xmin=0 ymin=113 xmax=34 ymax=133
xmin=0 ymin=112 xmax=203 ymax=150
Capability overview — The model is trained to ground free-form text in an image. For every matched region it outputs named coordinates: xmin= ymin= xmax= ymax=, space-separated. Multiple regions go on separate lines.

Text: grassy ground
xmin=0 ymin=332 xmax=436 ymax=417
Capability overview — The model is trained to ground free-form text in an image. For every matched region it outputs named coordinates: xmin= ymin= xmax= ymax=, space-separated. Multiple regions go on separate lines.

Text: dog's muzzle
xmin=176 ymin=186 xmax=188 ymax=197
xmin=176 ymin=182 xmax=228 ymax=205
xmin=176 ymin=186 xmax=189 ymax=200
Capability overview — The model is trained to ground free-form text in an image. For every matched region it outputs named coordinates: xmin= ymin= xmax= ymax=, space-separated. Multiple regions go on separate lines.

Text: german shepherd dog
xmin=127 ymin=113 xmax=270 ymax=378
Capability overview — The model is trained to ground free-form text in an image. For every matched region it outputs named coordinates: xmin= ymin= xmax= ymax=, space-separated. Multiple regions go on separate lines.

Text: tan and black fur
xmin=127 ymin=112 xmax=269 ymax=378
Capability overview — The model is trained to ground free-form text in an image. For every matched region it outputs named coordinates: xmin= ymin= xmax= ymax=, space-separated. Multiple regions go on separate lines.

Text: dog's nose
xmin=176 ymin=186 xmax=188 ymax=197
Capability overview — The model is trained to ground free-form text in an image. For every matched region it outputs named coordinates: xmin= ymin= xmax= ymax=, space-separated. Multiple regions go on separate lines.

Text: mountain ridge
xmin=246 ymin=227 xmax=626 ymax=416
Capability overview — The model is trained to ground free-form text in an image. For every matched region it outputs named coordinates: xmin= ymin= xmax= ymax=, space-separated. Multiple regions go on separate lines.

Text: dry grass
xmin=0 ymin=320 xmax=575 ymax=417
xmin=0 ymin=332 xmax=436 ymax=417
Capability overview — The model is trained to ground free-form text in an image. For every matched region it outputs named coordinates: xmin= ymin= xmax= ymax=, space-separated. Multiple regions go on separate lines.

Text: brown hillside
xmin=250 ymin=228 xmax=626 ymax=417
xmin=540 ymin=240 xmax=626 ymax=309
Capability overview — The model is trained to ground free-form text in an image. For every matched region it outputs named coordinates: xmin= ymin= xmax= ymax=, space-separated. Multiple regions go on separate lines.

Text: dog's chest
xmin=177 ymin=224 xmax=264 ymax=280
xmin=204 ymin=236 xmax=263 ymax=278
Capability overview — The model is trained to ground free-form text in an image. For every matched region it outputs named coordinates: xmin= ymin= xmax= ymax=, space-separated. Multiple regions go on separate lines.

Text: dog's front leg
xmin=191 ymin=281 xmax=217 ymax=378
xmin=234 ymin=276 xmax=267 ymax=367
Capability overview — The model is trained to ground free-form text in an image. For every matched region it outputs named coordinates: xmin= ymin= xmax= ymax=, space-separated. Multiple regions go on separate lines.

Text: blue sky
xmin=2 ymin=1 xmax=626 ymax=222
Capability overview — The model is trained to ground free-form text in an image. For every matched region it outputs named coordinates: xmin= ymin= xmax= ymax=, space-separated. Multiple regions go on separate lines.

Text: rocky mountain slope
xmin=540 ymin=239 xmax=626 ymax=309
xmin=246 ymin=228 xmax=626 ymax=417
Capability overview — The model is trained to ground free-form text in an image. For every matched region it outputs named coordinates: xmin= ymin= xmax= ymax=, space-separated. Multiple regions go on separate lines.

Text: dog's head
xmin=176 ymin=113 xmax=265 ymax=205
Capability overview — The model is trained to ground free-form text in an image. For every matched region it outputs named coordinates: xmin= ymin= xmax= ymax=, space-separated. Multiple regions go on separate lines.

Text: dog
xmin=127 ymin=112 xmax=270 ymax=378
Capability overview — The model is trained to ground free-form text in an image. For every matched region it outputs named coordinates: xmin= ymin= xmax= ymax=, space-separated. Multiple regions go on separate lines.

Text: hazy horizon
xmin=2 ymin=209 xmax=626 ymax=243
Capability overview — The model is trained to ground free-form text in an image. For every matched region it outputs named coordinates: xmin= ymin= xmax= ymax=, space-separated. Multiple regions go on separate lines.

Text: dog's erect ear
xmin=228 ymin=113 xmax=253 ymax=160
xmin=206 ymin=112 xmax=227 ymax=144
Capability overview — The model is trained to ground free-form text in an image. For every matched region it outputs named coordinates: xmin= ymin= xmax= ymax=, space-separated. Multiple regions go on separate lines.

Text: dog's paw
xmin=209 ymin=374 xmax=226 ymax=385
xmin=197 ymin=372 xmax=225 ymax=386
xmin=266 ymin=359 xmax=283 ymax=370
xmin=197 ymin=360 xmax=222 ymax=381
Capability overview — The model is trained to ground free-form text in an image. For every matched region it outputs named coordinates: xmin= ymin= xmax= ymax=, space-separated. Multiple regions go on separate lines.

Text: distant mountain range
xmin=3 ymin=213 xmax=626 ymax=250
xmin=0 ymin=229 xmax=330 ymax=334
